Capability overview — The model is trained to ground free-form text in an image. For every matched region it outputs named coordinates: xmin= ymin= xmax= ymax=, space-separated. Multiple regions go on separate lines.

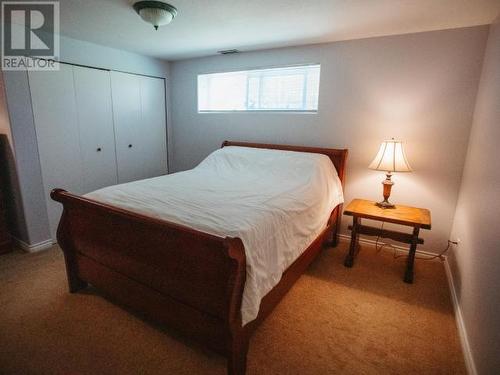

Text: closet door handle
xmin=96 ymin=147 xmax=102 ymax=152
xmin=128 ymin=144 xmax=133 ymax=148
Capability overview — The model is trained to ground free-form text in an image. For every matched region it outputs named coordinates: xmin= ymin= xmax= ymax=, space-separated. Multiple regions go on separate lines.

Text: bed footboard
xmin=51 ymin=189 xmax=249 ymax=367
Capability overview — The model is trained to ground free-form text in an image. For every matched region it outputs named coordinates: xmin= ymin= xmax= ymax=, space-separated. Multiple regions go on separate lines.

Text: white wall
xmin=449 ymin=17 xmax=500 ymax=375
xmin=2 ymin=35 xmax=170 ymax=246
xmin=58 ymin=35 xmax=169 ymax=78
xmin=169 ymin=26 xmax=488 ymax=252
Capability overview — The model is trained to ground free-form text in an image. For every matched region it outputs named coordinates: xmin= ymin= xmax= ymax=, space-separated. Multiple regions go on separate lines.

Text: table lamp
xmin=369 ymin=138 xmax=412 ymax=208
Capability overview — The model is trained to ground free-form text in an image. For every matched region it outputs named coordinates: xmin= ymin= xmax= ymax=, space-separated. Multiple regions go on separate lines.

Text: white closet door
xmin=29 ymin=64 xmax=82 ymax=240
xmin=110 ymin=71 xmax=144 ymax=183
xmin=139 ymin=75 xmax=167 ymax=178
xmin=111 ymin=71 xmax=167 ymax=183
xmin=73 ymin=66 xmax=118 ymax=192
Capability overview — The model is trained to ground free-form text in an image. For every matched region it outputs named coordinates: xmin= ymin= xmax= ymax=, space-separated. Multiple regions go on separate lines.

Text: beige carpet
xmin=0 ymin=242 xmax=465 ymax=375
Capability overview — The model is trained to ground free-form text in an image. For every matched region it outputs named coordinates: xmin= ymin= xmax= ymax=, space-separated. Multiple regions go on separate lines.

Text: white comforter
xmin=86 ymin=146 xmax=343 ymax=325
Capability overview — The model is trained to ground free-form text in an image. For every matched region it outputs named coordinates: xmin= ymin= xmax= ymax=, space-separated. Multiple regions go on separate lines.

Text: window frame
xmin=197 ymin=63 xmax=321 ymax=114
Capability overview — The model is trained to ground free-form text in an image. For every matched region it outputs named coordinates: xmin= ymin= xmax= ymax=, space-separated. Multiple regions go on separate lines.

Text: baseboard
xmin=337 ymin=233 xmax=437 ymax=257
xmin=444 ymin=258 xmax=477 ymax=375
xmin=13 ymin=238 xmax=54 ymax=253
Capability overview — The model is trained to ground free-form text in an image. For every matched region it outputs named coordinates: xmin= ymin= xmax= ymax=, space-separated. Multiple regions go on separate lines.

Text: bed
xmin=51 ymin=141 xmax=348 ymax=375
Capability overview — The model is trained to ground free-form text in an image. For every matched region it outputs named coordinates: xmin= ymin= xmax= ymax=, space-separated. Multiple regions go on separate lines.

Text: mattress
xmin=85 ymin=146 xmax=344 ymax=324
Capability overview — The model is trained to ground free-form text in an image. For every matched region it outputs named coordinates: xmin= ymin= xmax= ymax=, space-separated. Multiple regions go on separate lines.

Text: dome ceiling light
xmin=133 ymin=1 xmax=178 ymax=30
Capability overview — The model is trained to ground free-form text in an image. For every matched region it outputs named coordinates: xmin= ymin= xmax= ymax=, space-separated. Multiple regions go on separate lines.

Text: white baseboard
xmin=13 ymin=238 xmax=54 ymax=253
xmin=337 ymin=233 xmax=438 ymax=257
xmin=444 ymin=258 xmax=477 ymax=375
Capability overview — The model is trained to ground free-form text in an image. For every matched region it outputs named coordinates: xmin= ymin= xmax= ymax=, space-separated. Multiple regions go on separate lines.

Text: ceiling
xmin=59 ymin=0 xmax=500 ymax=61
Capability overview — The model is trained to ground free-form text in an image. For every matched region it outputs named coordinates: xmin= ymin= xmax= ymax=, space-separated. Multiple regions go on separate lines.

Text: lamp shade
xmin=369 ymin=139 xmax=412 ymax=172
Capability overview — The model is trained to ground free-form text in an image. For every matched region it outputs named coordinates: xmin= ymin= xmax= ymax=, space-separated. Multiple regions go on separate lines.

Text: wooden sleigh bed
xmin=51 ymin=141 xmax=348 ymax=375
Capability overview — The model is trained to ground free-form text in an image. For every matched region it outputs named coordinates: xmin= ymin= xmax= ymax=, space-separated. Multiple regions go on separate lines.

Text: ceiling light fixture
xmin=133 ymin=1 xmax=178 ymax=30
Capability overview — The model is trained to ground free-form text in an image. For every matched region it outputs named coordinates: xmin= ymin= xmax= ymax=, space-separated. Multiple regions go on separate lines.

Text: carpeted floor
xmin=0 ymin=241 xmax=465 ymax=375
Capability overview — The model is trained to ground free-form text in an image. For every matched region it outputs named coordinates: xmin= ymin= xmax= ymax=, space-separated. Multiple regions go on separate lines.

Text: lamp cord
xmin=374 ymin=222 xmax=451 ymax=261
xmin=375 ymin=222 xmax=386 ymax=253
xmin=392 ymin=240 xmax=451 ymax=261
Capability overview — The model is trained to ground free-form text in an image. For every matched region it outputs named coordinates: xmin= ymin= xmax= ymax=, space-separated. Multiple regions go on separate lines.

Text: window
xmin=198 ymin=64 xmax=320 ymax=112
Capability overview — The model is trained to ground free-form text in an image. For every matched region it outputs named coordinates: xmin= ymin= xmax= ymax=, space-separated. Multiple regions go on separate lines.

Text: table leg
xmin=344 ymin=216 xmax=359 ymax=267
xmin=404 ymin=226 xmax=420 ymax=283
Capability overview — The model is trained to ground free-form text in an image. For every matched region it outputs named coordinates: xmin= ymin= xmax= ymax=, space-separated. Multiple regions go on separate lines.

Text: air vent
xmin=218 ymin=49 xmax=240 ymax=55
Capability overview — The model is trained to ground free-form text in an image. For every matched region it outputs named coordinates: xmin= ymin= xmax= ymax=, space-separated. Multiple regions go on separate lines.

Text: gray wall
xmin=2 ymin=71 xmax=46 ymax=243
xmin=0 ymin=72 xmax=27 ymax=242
xmin=169 ymin=26 xmax=488 ymax=253
xmin=3 ymin=35 xmax=170 ymax=246
xmin=449 ymin=17 xmax=500 ymax=375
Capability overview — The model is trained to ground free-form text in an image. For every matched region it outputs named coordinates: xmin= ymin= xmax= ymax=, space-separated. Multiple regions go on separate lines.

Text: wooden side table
xmin=343 ymin=199 xmax=431 ymax=283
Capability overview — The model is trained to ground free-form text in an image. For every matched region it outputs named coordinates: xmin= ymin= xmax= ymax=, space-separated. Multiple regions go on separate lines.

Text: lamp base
xmin=376 ymin=172 xmax=396 ymax=209
xmin=375 ymin=199 xmax=395 ymax=209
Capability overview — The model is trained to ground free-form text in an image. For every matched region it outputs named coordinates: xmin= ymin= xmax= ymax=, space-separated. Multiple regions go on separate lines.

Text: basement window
xmin=197 ymin=64 xmax=320 ymax=112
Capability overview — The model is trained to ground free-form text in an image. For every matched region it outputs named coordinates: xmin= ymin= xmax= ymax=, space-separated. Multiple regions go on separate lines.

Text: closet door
xmin=73 ymin=66 xmax=118 ymax=192
xmin=111 ymin=71 xmax=167 ymax=183
xmin=28 ymin=64 xmax=82 ymax=240
xmin=110 ymin=71 xmax=144 ymax=183
xmin=139 ymin=76 xmax=168 ymax=178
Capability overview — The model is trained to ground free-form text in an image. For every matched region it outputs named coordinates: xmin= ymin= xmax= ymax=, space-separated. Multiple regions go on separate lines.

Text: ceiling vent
xmin=218 ymin=49 xmax=240 ymax=55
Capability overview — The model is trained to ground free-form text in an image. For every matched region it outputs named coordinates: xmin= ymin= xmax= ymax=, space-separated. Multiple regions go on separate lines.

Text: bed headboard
xmin=221 ymin=140 xmax=348 ymax=186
